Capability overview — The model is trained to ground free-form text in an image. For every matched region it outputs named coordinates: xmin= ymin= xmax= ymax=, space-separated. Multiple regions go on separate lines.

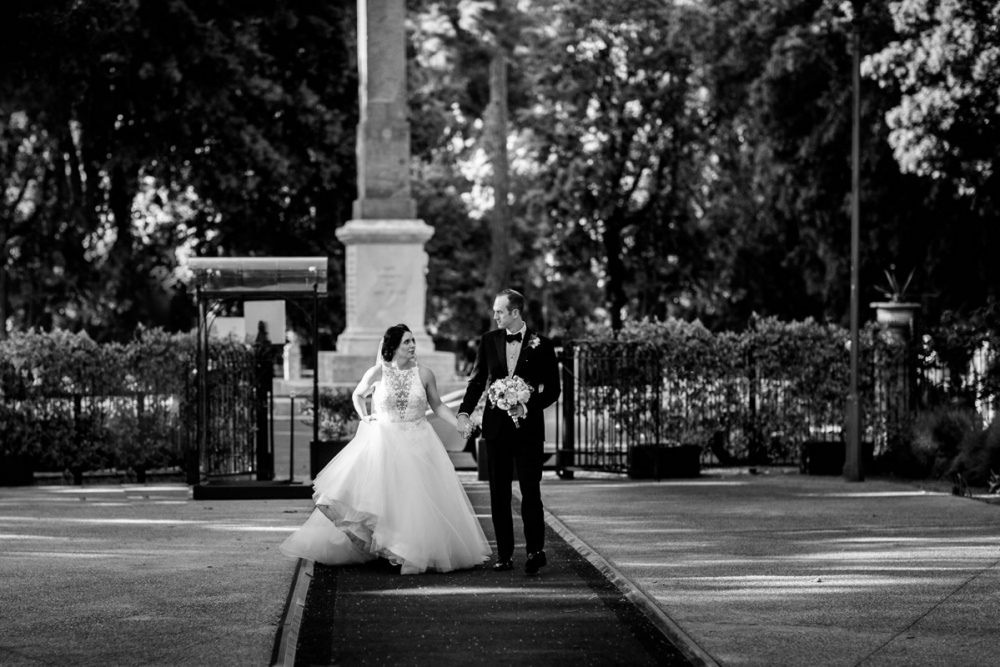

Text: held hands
xmin=456 ymin=414 xmax=473 ymax=439
xmin=362 ymin=414 xmax=377 ymax=423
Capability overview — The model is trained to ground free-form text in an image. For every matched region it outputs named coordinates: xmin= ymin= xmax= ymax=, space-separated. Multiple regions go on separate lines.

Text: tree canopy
xmin=1 ymin=0 xmax=356 ymax=341
xmin=3 ymin=0 xmax=998 ymax=343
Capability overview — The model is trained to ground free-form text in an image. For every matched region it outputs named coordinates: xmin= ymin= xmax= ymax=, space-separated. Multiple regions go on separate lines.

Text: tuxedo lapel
xmin=512 ymin=327 xmax=531 ymax=378
xmin=494 ymin=330 xmax=508 ymax=377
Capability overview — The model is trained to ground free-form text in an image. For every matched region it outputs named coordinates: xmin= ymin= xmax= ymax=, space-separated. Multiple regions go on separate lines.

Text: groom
xmin=457 ymin=289 xmax=561 ymax=575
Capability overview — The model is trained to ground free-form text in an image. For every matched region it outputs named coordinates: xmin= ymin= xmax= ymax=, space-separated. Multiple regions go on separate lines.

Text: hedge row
xmin=579 ymin=313 xmax=1000 ymax=466
xmin=1 ymin=328 xmax=206 ymax=478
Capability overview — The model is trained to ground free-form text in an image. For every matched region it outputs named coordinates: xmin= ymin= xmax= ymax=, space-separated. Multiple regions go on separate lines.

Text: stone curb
xmin=541 ymin=506 xmax=720 ymax=667
xmin=513 ymin=487 xmax=721 ymax=667
xmin=271 ymin=558 xmax=314 ymax=667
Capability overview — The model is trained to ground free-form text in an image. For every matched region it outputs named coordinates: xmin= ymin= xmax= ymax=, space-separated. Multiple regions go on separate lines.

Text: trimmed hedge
xmin=1 ymin=328 xmax=205 ymax=479
xmin=579 ymin=314 xmax=983 ymax=468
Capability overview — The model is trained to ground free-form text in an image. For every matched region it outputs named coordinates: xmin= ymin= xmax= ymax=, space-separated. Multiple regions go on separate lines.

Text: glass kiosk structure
xmin=187 ymin=257 xmax=327 ymax=492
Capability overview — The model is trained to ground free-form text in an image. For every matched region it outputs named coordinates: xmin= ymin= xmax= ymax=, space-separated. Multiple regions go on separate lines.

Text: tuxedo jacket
xmin=459 ymin=327 xmax=561 ymax=443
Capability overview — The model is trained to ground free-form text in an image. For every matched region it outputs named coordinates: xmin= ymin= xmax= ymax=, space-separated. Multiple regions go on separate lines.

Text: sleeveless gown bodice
xmin=372 ymin=364 xmax=427 ymax=424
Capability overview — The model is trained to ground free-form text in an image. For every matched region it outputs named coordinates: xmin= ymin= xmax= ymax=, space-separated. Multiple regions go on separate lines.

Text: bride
xmin=280 ymin=324 xmax=491 ymax=574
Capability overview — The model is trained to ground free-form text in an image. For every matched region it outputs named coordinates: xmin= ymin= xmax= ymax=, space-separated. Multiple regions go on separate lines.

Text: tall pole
xmin=845 ymin=1 xmax=864 ymax=482
xmin=313 ymin=284 xmax=320 ymax=448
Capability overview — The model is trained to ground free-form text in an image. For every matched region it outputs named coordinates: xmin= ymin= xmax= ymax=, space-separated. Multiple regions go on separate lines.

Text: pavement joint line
xmin=853 ymin=552 xmax=1000 ymax=667
xmin=513 ymin=487 xmax=721 ymax=667
xmin=271 ymin=557 xmax=313 ymax=667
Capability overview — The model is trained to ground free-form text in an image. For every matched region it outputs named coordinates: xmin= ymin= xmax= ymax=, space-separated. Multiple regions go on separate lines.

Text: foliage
xmin=701 ymin=0 xmax=868 ymax=327
xmin=876 ymin=266 xmax=916 ymax=303
xmin=862 ymin=0 xmax=1000 ymax=315
xmin=864 ymin=0 xmax=1000 ymax=203
xmin=919 ymin=301 xmax=1000 ymax=409
xmin=415 ymin=159 xmax=493 ymax=341
xmin=0 ymin=1 xmax=357 ymax=341
xmin=698 ymin=0 xmax=999 ymax=328
xmin=4 ymin=0 xmax=1000 ymax=346
xmin=408 ymin=1 xmax=561 ymax=340
xmin=948 ymin=416 xmax=1000 ymax=487
xmin=301 ymin=387 xmax=358 ymax=441
xmin=0 ymin=328 xmax=208 ymax=475
xmin=573 ymin=312 xmax=989 ymax=469
xmin=0 ymin=402 xmax=44 ymax=460
xmin=898 ymin=406 xmax=982 ymax=479
xmin=520 ymin=0 xmax=714 ymax=331
xmin=577 ymin=316 xmax=865 ymax=463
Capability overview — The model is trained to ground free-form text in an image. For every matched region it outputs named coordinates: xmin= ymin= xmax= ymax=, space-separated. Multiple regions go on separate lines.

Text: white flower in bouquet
xmin=488 ymin=375 xmax=533 ymax=428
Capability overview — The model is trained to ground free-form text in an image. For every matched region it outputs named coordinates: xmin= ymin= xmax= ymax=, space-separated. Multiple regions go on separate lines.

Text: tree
xmin=864 ymin=0 xmax=1000 ymax=204
xmin=698 ymin=0 xmax=995 ymax=328
xmin=521 ymin=0 xmax=714 ymax=331
xmin=0 ymin=1 xmax=357 ymax=340
xmin=863 ymin=0 xmax=1000 ymax=314
xmin=408 ymin=0 xmax=546 ymax=339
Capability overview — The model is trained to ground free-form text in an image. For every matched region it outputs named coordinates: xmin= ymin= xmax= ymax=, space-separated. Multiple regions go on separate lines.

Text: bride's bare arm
xmin=420 ymin=366 xmax=458 ymax=429
xmin=353 ymin=365 xmax=382 ymax=421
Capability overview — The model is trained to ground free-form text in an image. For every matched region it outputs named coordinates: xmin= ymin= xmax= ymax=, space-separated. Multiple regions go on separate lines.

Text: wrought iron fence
xmin=0 ymin=333 xmax=259 ymax=482
xmin=565 ymin=344 xmax=663 ymax=472
xmin=559 ymin=334 xmax=1000 ymax=475
xmin=1 ymin=364 xmax=190 ymax=479
xmin=196 ymin=342 xmax=259 ymax=479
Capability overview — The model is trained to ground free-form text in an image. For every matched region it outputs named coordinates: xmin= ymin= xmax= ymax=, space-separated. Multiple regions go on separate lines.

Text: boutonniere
xmin=527 ymin=335 xmax=541 ymax=349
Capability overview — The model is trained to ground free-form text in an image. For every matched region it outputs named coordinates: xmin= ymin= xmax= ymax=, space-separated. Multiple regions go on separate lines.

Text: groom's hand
xmin=507 ymin=404 xmax=526 ymax=419
xmin=457 ymin=413 xmax=473 ymax=438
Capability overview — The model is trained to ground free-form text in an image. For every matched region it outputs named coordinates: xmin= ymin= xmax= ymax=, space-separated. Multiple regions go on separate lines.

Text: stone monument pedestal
xmin=320 ymin=218 xmax=460 ymax=390
xmin=323 ymin=1 xmax=464 ymax=394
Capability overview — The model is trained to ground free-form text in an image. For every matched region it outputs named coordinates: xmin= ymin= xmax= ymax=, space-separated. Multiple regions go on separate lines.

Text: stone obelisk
xmin=320 ymin=0 xmax=454 ymax=386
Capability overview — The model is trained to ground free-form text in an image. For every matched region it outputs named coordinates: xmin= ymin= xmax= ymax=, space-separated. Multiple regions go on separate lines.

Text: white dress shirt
xmin=505 ymin=323 xmax=526 ymax=377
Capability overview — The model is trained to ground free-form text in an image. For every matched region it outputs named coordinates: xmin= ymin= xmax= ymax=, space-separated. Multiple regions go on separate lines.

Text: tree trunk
xmin=486 ymin=48 xmax=511 ymax=297
xmin=0 ymin=218 xmax=7 ymax=340
xmin=604 ymin=219 xmax=628 ymax=332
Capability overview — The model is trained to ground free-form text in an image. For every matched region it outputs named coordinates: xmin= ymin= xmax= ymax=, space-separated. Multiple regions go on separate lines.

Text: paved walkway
xmin=539 ymin=471 xmax=1000 ymax=667
xmin=287 ymin=483 xmax=690 ymax=666
xmin=1 ymin=471 xmax=999 ymax=666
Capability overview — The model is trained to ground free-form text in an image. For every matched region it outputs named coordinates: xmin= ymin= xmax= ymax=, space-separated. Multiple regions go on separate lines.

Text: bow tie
xmin=505 ymin=332 xmax=523 ymax=344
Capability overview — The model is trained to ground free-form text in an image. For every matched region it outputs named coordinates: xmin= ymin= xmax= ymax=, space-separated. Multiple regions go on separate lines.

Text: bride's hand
xmin=362 ymin=414 xmax=377 ymax=423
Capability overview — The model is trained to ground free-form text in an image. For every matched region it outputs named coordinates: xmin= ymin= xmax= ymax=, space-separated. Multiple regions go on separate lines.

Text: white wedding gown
xmin=280 ymin=363 xmax=491 ymax=574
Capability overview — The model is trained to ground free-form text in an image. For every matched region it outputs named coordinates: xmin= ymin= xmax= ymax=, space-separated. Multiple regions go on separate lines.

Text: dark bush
xmin=302 ymin=387 xmax=359 ymax=441
xmin=902 ymin=407 xmax=982 ymax=479
xmin=947 ymin=416 xmax=1000 ymax=486
xmin=0 ymin=328 xmax=211 ymax=480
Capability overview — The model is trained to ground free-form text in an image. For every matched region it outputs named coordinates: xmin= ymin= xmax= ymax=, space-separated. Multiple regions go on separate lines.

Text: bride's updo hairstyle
xmin=380 ymin=324 xmax=412 ymax=362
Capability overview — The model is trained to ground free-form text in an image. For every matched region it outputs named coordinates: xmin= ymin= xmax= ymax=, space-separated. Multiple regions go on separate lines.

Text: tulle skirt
xmin=280 ymin=420 xmax=491 ymax=574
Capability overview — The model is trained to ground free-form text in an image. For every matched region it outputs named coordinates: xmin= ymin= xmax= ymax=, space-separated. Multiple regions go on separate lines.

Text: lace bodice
xmin=372 ymin=364 xmax=427 ymax=424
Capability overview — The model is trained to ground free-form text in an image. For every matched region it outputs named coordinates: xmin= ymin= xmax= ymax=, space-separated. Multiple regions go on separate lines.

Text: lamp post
xmin=845 ymin=0 xmax=865 ymax=482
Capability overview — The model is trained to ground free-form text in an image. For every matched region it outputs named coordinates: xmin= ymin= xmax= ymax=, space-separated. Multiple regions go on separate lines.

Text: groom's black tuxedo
xmin=459 ymin=327 xmax=561 ymax=442
xmin=459 ymin=326 xmax=560 ymax=563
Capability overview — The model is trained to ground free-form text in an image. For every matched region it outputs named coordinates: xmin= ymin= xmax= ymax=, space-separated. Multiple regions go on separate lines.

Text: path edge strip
xmin=271 ymin=557 xmax=314 ymax=667
xmin=521 ymin=487 xmax=720 ymax=667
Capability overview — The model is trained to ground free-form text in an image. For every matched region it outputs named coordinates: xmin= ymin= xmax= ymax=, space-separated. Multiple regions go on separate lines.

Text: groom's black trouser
xmin=486 ymin=437 xmax=545 ymax=559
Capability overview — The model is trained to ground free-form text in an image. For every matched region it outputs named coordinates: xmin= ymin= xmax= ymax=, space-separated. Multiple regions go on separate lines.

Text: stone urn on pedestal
xmin=871 ymin=267 xmax=920 ymax=342
xmin=870 ymin=301 xmax=921 ymax=342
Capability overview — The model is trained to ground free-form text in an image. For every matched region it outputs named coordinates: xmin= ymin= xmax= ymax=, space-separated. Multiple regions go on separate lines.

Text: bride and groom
xmin=280 ymin=289 xmax=562 ymax=576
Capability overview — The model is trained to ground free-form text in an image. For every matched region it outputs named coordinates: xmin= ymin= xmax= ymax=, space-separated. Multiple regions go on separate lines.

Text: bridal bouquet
xmin=488 ymin=375 xmax=533 ymax=428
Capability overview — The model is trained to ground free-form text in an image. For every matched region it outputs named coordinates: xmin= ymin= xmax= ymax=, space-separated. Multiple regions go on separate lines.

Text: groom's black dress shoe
xmin=524 ymin=551 xmax=547 ymax=575
xmin=493 ymin=558 xmax=514 ymax=572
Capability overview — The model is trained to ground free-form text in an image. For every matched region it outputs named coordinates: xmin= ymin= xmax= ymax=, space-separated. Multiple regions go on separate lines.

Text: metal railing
xmin=556 ymin=337 xmax=1000 ymax=476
